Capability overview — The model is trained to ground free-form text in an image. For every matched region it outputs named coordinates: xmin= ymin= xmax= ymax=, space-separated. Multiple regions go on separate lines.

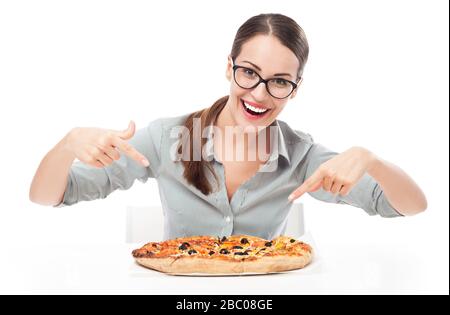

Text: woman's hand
xmin=64 ymin=121 xmax=150 ymax=169
xmin=288 ymin=146 xmax=377 ymax=202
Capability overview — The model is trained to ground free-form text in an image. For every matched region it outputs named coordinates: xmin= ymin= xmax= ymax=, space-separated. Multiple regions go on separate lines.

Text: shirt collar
xmin=272 ymin=119 xmax=290 ymax=165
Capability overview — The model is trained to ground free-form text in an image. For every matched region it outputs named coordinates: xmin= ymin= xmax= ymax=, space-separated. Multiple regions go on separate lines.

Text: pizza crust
xmin=135 ymin=251 xmax=312 ymax=275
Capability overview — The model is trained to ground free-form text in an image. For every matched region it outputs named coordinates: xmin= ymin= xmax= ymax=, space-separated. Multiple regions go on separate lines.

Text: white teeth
xmin=243 ymin=101 xmax=268 ymax=114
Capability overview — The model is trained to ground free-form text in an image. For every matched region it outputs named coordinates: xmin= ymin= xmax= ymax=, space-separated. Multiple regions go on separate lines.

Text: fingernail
xmin=288 ymin=194 xmax=294 ymax=202
xmin=142 ymin=159 xmax=150 ymax=167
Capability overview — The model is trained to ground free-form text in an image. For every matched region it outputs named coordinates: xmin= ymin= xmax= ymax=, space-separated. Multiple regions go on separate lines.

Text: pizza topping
xmin=132 ymin=234 xmax=312 ymax=263
xmin=275 ymin=241 xmax=286 ymax=250
xmin=178 ymin=242 xmax=190 ymax=250
xmin=132 ymin=249 xmax=151 ymax=258
xmin=240 ymin=238 xmax=249 ymax=244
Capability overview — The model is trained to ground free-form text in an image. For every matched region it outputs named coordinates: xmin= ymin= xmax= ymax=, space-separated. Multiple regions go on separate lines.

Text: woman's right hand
xmin=64 ymin=121 xmax=150 ymax=168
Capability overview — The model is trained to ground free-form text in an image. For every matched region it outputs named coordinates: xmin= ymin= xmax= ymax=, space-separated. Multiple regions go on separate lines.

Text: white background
xmin=0 ymin=0 xmax=448 ymax=294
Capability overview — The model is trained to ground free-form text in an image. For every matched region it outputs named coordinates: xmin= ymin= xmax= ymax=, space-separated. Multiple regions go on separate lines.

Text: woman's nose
xmin=250 ymin=81 xmax=270 ymax=102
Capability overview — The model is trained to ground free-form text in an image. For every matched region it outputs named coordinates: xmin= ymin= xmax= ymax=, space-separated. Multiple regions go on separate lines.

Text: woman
xmin=29 ymin=13 xmax=427 ymax=240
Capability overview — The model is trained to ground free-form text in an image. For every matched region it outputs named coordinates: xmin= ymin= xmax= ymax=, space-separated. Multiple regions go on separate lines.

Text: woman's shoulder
xmin=276 ymin=119 xmax=314 ymax=145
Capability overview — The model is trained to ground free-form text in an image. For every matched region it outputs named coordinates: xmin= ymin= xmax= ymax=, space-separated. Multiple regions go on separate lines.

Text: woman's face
xmin=225 ymin=35 xmax=301 ymax=129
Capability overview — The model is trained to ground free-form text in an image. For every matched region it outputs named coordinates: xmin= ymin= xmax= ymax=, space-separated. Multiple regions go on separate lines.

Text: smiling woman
xmin=182 ymin=14 xmax=308 ymax=195
xmin=29 ymin=13 xmax=427 ymax=241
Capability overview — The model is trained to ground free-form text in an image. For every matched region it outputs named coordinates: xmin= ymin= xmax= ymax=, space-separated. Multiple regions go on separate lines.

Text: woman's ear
xmin=225 ymin=56 xmax=233 ymax=81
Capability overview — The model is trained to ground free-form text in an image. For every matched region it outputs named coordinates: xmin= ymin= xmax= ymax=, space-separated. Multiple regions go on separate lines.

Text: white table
xmin=0 ymin=233 xmax=436 ymax=294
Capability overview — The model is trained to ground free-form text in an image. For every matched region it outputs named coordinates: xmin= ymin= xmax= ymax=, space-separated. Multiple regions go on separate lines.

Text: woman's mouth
xmin=240 ymin=99 xmax=271 ymax=120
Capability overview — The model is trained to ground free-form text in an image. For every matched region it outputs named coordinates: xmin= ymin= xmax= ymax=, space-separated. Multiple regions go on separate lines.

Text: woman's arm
xmin=29 ymin=121 xmax=150 ymax=207
xmin=366 ymin=154 xmax=427 ymax=215
xmin=289 ymin=146 xmax=427 ymax=216
xmin=29 ymin=131 xmax=76 ymax=206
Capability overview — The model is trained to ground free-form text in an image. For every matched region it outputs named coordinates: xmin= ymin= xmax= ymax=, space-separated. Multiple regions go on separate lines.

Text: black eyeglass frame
xmin=232 ymin=64 xmax=301 ymax=99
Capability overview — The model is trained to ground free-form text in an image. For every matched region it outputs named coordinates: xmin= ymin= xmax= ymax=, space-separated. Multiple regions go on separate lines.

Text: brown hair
xmin=181 ymin=13 xmax=309 ymax=195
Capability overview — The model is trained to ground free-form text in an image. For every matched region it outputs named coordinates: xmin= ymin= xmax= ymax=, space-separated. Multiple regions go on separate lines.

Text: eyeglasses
xmin=232 ymin=62 xmax=300 ymax=99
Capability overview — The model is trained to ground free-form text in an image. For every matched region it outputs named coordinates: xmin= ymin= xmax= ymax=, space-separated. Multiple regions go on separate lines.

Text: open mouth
xmin=240 ymin=99 xmax=271 ymax=118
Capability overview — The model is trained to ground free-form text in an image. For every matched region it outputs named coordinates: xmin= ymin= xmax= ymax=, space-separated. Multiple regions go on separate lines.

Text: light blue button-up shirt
xmin=55 ymin=114 xmax=402 ymax=240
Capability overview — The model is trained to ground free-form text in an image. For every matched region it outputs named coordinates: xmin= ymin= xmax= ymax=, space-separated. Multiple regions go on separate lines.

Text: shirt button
xmin=225 ymin=216 xmax=231 ymax=223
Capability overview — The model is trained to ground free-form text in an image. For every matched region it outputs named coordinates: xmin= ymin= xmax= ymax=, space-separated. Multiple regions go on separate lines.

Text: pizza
xmin=132 ymin=234 xmax=313 ymax=275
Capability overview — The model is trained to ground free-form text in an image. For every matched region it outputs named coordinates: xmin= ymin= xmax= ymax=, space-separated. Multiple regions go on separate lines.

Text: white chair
xmin=126 ymin=202 xmax=305 ymax=243
xmin=285 ymin=202 xmax=305 ymax=238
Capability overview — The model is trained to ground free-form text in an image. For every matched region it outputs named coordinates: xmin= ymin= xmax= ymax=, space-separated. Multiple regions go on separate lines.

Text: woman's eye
xmin=244 ymin=69 xmax=255 ymax=76
xmin=274 ymin=79 xmax=287 ymax=86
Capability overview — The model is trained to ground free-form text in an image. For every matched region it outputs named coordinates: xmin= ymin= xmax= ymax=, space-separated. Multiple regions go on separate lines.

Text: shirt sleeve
xmin=298 ymin=142 xmax=403 ymax=218
xmin=54 ymin=119 xmax=163 ymax=208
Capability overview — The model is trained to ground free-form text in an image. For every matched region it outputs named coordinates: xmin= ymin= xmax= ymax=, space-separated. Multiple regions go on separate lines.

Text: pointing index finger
xmin=288 ymin=168 xmax=324 ymax=201
xmin=111 ymin=136 xmax=149 ymax=167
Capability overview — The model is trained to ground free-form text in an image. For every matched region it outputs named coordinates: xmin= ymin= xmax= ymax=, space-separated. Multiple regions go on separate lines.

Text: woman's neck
xmin=214 ymin=101 xmax=271 ymax=163
xmin=215 ymin=98 xmax=235 ymax=132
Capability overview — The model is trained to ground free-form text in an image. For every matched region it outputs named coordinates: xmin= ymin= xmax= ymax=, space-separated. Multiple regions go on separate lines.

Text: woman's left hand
xmin=288 ymin=146 xmax=377 ymax=202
